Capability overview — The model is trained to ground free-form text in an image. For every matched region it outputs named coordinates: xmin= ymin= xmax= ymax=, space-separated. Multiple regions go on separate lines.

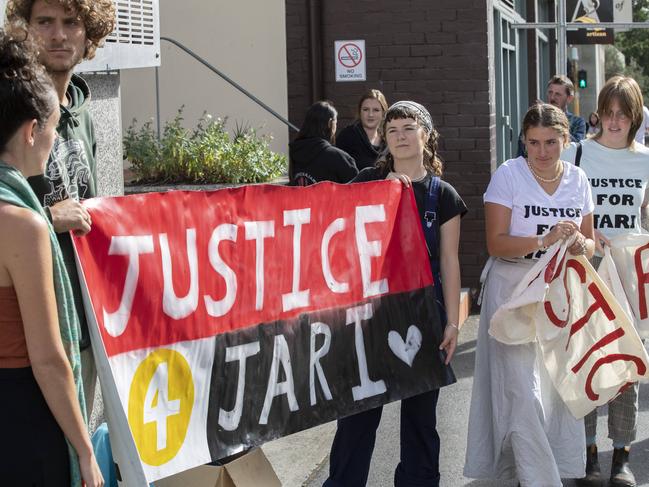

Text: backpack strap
xmin=423 ymin=176 xmax=448 ymax=323
xmin=575 ymin=141 xmax=583 ymax=167
xmin=423 ymin=176 xmax=441 ymax=278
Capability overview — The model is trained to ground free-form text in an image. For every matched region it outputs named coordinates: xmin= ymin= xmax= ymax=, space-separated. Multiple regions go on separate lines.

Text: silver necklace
xmin=411 ymin=173 xmax=427 ymax=182
xmin=527 ymin=159 xmax=563 ymax=183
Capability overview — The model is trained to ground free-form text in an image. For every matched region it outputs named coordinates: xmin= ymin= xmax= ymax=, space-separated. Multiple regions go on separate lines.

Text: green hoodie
xmin=28 ymin=74 xmax=97 ymax=350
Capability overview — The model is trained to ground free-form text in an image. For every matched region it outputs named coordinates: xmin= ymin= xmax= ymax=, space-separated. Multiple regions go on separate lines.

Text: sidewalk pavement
xmin=264 ymin=314 xmax=649 ymax=487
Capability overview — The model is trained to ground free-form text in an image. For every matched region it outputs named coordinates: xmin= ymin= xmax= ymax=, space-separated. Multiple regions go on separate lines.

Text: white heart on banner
xmin=388 ymin=325 xmax=422 ymax=366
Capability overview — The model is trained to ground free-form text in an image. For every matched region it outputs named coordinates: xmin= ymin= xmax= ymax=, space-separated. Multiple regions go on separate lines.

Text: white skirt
xmin=463 ymin=258 xmax=586 ymax=487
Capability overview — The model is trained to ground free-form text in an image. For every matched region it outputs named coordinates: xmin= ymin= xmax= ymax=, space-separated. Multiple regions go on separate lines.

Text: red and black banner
xmin=73 ymin=181 xmax=454 ymax=482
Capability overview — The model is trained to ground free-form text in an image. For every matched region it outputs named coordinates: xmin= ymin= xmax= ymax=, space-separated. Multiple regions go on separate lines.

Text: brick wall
xmin=285 ymin=0 xmax=496 ymax=290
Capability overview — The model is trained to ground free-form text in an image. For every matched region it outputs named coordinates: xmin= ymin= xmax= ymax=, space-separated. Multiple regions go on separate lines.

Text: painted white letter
xmin=321 ymin=218 xmax=349 ymax=293
xmin=355 ymin=205 xmax=389 ymax=298
xmin=282 ymin=208 xmax=311 ymax=311
xmin=244 ymin=221 xmax=275 ymax=310
xmin=159 ymin=229 xmax=199 ymax=319
xmin=218 ymin=341 xmax=261 ymax=431
xmin=259 ymin=335 xmax=299 ymax=424
xmin=102 ymin=235 xmax=154 ymax=337
xmin=309 ymin=322 xmax=333 ymax=406
xmin=204 ymin=224 xmax=238 ymax=317
xmin=347 ymin=303 xmax=386 ymax=401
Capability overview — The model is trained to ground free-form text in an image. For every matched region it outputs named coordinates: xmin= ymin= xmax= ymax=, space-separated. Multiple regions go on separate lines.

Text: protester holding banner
xmin=0 ymin=31 xmax=102 ymax=486
xmin=324 ymin=101 xmax=466 ymax=487
xmin=464 ymin=103 xmax=595 ymax=487
xmin=289 ymin=100 xmax=358 ymax=185
xmin=562 ymin=75 xmax=649 ymax=487
xmin=336 ymin=89 xmax=388 ymax=170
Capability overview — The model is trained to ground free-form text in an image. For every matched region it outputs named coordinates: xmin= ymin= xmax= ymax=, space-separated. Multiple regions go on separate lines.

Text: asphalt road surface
xmin=303 ymin=315 xmax=649 ymax=487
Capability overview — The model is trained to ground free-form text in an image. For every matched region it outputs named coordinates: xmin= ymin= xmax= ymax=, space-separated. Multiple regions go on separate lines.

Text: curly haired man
xmin=5 ymin=0 xmax=115 ymax=417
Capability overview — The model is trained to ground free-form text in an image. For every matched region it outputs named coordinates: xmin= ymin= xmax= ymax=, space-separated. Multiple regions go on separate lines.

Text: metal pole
xmin=557 ymin=0 xmax=567 ymax=76
xmin=512 ymin=22 xmax=649 ymax=29
xmin=307 ymin=0 xmax=323 ymax=103
xmin=160 ymin=36 xmax=299 ymax=132
xmin=155 ymin=65 xmax=161 ymax=139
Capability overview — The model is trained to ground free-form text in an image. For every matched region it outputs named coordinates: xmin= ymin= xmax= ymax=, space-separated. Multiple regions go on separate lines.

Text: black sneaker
xmin=576 ymin=444 xmax=602 ymax=486
xmin=610 ymin=447 xmax=636 ymax=487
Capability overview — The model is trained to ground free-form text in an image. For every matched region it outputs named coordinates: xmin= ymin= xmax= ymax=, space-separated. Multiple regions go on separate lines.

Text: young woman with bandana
xmin=323 ymin=101 xmax=467 ymax=487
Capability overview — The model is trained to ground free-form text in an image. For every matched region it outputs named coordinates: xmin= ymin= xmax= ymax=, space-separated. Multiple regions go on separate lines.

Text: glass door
xmin=494 ymin=7 xmax=525 ymax=164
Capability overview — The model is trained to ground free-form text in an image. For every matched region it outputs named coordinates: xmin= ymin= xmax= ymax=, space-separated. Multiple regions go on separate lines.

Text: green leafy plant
xmin=123 ymin=108 xmax=286 ymax=184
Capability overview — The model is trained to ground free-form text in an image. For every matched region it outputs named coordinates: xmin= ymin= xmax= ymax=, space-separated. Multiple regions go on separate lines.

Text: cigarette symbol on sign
xmin=338 ymin=43 xmax=363 ymax=68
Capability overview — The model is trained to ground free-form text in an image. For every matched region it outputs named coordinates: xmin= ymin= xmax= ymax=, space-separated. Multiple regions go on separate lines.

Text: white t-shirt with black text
xmin=562 ymin=139 xmax=649 ymax=239
xmin=484 ymin=156 xmax=594 ymax=259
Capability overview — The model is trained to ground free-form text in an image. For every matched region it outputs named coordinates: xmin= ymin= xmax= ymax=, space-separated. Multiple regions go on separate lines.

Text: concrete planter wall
xmin=124 ymin=178 xmax=288 ymax=195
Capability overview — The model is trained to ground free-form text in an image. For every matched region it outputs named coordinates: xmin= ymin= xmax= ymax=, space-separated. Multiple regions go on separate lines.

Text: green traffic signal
xmin=578 ymin=69 xmax=587 ymax=89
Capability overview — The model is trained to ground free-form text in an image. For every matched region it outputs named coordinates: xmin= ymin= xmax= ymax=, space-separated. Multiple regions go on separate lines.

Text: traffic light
xmin=578 ymin=69 xmax=587 ymax=89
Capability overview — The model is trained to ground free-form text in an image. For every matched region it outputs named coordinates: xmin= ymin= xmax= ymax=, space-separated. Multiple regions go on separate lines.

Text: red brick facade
xmin=285 ymin=0 xmax=496 ymax=290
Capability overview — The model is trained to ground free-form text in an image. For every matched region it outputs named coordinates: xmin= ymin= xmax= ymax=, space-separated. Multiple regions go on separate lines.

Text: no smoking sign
xmin=335 ymin=40 xmax=366 ymax=82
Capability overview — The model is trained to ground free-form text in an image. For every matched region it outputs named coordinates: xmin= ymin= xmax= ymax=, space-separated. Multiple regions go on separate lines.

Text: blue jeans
xmin=324 ymin=389 xmax=441 ymax=487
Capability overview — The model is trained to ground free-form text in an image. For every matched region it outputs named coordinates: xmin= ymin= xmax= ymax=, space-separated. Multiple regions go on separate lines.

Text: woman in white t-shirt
xmin=464 ymin=103 xmax=595 ymax=487
xmin=562 ymin=75 xmax=649 ymax=487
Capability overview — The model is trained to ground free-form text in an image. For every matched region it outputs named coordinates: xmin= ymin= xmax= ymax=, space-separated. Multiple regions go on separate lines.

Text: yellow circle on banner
xmin=128 ymin=348 xmax=195 ymax=466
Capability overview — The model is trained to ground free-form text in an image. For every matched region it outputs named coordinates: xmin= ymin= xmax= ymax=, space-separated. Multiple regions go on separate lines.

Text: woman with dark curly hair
xmin=324 ymin=101 xmax=467 ymax=487
xmin=0 ymin=30 xmax=102 ymax=487
xmin=4 ymin=0 xmax=116 ymax=415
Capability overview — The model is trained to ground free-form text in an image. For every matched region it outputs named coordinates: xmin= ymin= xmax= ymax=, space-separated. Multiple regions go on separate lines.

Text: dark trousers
xmin=324 ymin=389 xmax=441 ymax=487
xmin=0 ymin=367 xmax=70 ymax=486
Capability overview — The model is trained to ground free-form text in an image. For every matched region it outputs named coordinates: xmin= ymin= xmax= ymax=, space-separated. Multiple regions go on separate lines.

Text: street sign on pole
xmin=567 ymin=0 xmax=615 ymax=44
xmin=512 ymin=0 xmax=649 ymax=76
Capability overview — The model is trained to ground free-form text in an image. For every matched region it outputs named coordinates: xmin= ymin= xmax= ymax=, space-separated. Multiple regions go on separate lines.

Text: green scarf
xmin=0 ymin=161 xmax=86 ymax=487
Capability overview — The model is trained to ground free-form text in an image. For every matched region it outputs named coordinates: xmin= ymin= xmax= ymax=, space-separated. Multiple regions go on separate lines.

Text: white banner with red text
xmin=490 ymin=240 xmax=649 ymax=419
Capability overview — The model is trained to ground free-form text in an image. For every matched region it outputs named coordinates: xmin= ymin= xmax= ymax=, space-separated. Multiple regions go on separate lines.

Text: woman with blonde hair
xmin=336 ymin=89 xmax=388 ymax=169
xmin=465 ymin=103 xmax=595 ymax=486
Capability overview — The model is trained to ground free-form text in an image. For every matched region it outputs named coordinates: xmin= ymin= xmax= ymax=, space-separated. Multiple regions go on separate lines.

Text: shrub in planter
xmin=123 ymin=109 xmax=287 ymax=185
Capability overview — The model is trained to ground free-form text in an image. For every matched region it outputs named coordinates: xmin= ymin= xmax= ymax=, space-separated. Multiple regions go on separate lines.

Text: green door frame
xmin=494 ymin=3 xmax=528 ymax=164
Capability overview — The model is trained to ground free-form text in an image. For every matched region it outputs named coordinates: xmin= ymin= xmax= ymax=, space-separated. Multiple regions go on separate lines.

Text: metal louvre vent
xmin=499 ymin=0 xmax=516 ymax=11
xmin=78 ymin=0 xmax=160 ymax=72
xmin=106 ymin=0 xmax=155 ymax=46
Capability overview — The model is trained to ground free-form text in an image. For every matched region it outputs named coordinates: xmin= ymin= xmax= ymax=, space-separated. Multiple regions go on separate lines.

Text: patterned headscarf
xmin=388 ymin=101 xmax=434 ymax=133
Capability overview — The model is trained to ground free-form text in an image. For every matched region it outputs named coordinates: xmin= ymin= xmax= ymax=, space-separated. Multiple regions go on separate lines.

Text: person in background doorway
xmin=562 ymin=75 xmax=649 ymax=487
xmin=587 ymin=111 xmax=599 ymax=136
xmin=289 ymin=100 xmax=358 ymax=185
xmin=0 ymin=29 xmax=102 ymax=487
xmin=5 ymin=0 xmax=116 ymax=418
xmin=336 ymin=89 xmax=388 ymax=170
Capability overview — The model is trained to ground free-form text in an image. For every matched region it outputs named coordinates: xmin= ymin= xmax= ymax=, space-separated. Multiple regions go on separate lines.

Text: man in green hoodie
xmin=5 ymin=0 xmax=115 ymax=416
